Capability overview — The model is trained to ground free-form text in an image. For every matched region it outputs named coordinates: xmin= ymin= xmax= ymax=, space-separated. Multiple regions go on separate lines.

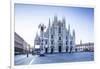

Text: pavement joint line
xmin=28 ymin=55 xmax=37 ymax=65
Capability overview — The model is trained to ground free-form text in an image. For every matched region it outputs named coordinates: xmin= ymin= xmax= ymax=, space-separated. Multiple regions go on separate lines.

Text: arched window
xmin=66 ymin=41 xmax=68 ymax=45
xmin=51 ymin=40 xmax=53 ymax=44
xmin=59 ymin=37 xmax=61 ymax=40
xmin=45 ymin=40 xmax=47 ymax=44
xmin=70 ymin=41 xmax=72 ymax=45
xmin=59 ymin=27 xmax=61 ymax=33
xmin=51 ymin=35 xmax=53 ymax=38
xmin=66 ymin=36 xmax=68 ymax=40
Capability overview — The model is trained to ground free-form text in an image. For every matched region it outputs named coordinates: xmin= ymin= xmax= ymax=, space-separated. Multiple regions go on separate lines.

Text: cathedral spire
xmin=49 ymin=18 xmax=50 ymax=27
xmin=73 ymin=29 xmax=75 ymax=37
xmin=54 ymin=15 xmax=57 ymax=23
xmin=48 ymin=18 xmax=51 ymax=37
xmin=68 ymin=24 xmax=70 ymax=32
xmin=68 ymin=24 xmax=71 ymax=38
xmin=62 ymin=16 xmax=66 ymax=27
xmin=72 ymin=29 xmax=75 ymax=43
xmin=35 ymin=31 xmax=39 ymax=40
xmin=62 ymin=16 xmax=65 ymax=23
xmin=54 ymin=15 xmax=57 ymax=19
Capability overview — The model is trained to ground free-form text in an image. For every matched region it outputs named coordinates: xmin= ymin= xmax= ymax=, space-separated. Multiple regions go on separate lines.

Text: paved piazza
xmin=15 ymin=52 xmax=94 ymax=65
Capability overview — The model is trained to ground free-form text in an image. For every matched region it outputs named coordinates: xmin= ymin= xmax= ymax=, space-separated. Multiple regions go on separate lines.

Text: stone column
xmin=48 ymin=19 xmax=51 ymax=53
xmin=62 ymin=17 xmax=66 ymax=52
xmin=68 ymin=24 xmax=71 ymax=53
xmin=72 ymin=30 xmax=75 ymax=52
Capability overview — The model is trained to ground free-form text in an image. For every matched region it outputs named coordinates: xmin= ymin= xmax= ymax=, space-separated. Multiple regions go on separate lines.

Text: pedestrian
xmin=27 ymin=51 xmax=29 ymax=58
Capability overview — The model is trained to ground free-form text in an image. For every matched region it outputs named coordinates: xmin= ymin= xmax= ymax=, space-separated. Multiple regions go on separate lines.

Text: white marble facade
xmin=34 ymin=16 xmax=75 ymax=53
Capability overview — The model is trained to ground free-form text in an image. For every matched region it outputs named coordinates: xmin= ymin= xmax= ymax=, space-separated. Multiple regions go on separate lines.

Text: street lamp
xmin=38 ymin=23 xmax=46 ymax=56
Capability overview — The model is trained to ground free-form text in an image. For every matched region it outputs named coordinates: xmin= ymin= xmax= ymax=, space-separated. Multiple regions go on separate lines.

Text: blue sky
xmin=15 ymin=3 xmax=94 ymax=46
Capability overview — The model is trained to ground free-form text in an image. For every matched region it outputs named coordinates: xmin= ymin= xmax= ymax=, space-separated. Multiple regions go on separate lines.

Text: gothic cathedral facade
xmin=34 ymin=16 xmax=76 ymax=53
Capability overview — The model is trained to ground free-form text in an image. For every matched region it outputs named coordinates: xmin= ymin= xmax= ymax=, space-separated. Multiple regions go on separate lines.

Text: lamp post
xmin=38 ymin=23 xmax=46 ymax=56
